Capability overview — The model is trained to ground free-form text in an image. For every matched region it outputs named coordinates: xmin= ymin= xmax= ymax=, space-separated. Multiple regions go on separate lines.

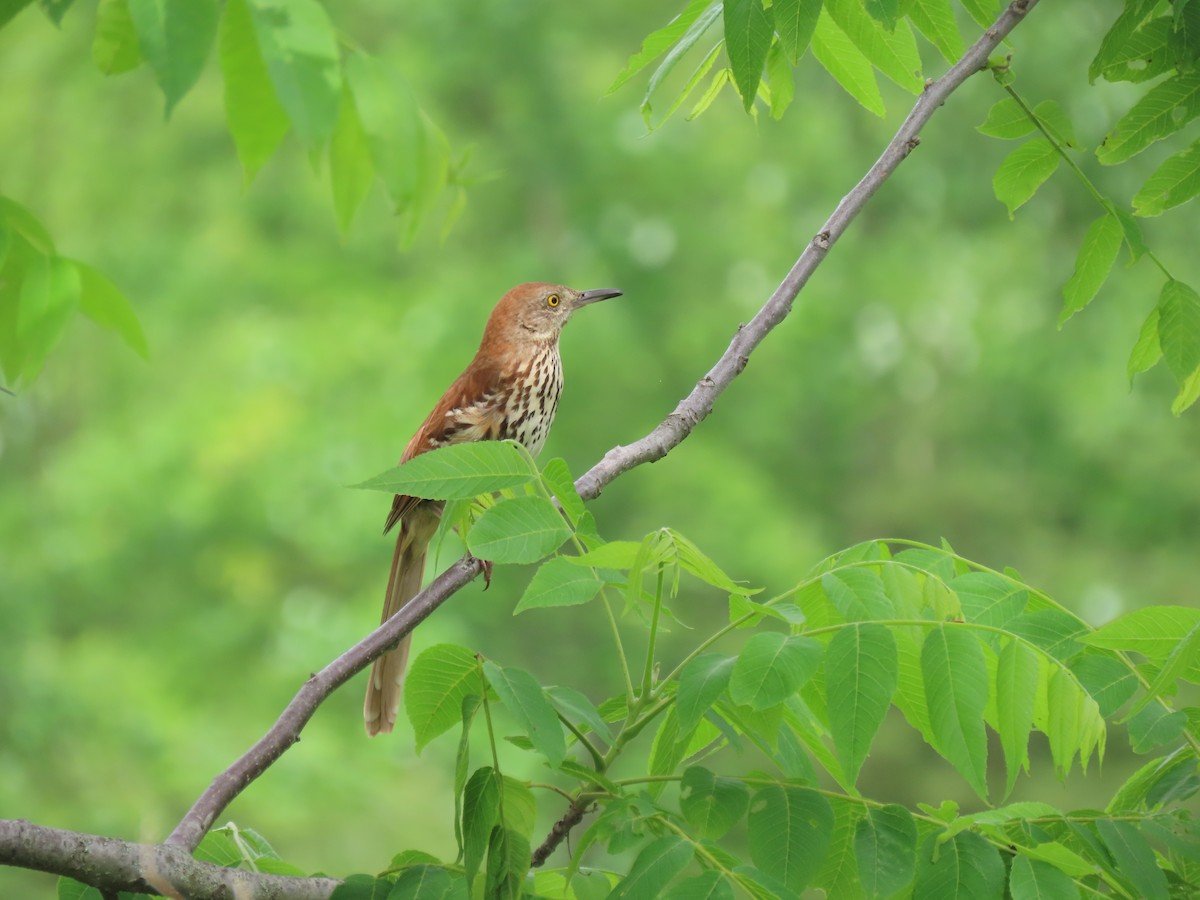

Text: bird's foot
xmin=481 ymin=558 xmax=494 ymax=590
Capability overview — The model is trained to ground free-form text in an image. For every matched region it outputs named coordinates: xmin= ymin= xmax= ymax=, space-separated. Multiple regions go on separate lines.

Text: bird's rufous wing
xmin=382 ymin=360 xmax=508 ymax=534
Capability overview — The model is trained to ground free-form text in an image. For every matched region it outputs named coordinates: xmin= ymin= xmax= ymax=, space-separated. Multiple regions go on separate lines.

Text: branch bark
xmin=1 ymin=1 xmax=1038 ymax=894
xmin=0 ymin=820 xmax=339 ymax=900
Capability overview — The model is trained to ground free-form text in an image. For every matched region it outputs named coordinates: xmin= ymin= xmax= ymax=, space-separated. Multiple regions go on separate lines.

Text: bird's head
xmin=484 ymin=282 xmax=623 ymax=345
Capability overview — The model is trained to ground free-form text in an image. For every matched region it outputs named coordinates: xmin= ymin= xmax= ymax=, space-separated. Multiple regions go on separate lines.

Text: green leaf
xmin=545 ymin=685 xmax=613 ymax=744
xmin=824 ymin=0 xmax=923 ymax=93
xmin=1083 ymin=605 xmax=1200 ymax=681
xmin=467 ymin=495 xmax=571 ymax=564
xmin=922 ymin=625 xmax=989 ymax=800
xmin=976 ymin=97 xmax=1037 ymax=140
xmin=1006 ymin=609 xmax=1087 ymax=663
xmin=855 ymin=804 xmax=917 ymax=898
xmin=959 ymin=0 xmax=999 ymax=29
xmin=127 ymin=0 xmax=217 ymax=117
xmin=1109 ymin=750 xmax=1200 ymax=812
xmin=1157 ymin=280 xmax=1200 ymax=384
xmin=246 ymin=0 xmax=341 ymax=148
xmin=1128 ymin=307 xmax=1163 ymax=382
xmin=679 ymin=766 xmax=750 ymax=838
xmin=1096 ymin=820 xmax=1169 ymax=900
xmin=219 ymin=0 xmax=290 ymax=183
xmin=73 ymin=260 xmax=149 ymax=359
xmin=907 ymin=0 xmax=963 ymax=63
xmin=608 ymin=0 xmax=715 ymax=94
xmin=92 ymin=0 xmax=141 ymax=75
xmin=677 ymin=652 xmax=736 ymax=733
xmin=812 ymin=798 xmax=866 ymax=900
xmin=1099 ymin=72 xmax=1200 ymax=165
xmin=765 ymin=40 xmax=793 ymax=120
xmin=1060 ymin=212 xmax=1123 ymax=325
xmin=389 ymin=866 xmax=468 ymax=900
xmin=0 ymin=0 xmax=35 ymax=30
xmin=17 ymin=253 xmax=80 ymax=379
xmin=747 ymin=785 xmax=833 ymax=892
xmin=729 ymin=632 xmax=823 ymax=710
xmin=1090 ymin=0 xmax=1161 ymax=82
xmin=404 ymin=644 xmax=480 ymax=752
xmin=914 ymin=832 xmax=1004 ymax=899
xmin=0 ymin=196 xmax=54 ymax=255
xmin=514 ymin=557 xmax=602 ymax=614
xmin=773 ymin=0 xmax=821 ymax=63
xmin=353 ymin=441 xmax=533 ymax=498
xmin=1041 ymin=667 xmax=1105 ymax=777
xmin=993 ymin=139 xmax=1060 ymax=218
xmin=452 ymin=695 xmax=479 ymax=857
xmin=1128 ymin=621 xmax=1200 ymax=717
xmin=1070 ymin=652 xmax=1138 ymax=717
xmin=949 ymin=572 xmax=1028 ymax=628
xmin=610 ymin=836 xmax=694 ymax=899
xmin=462 ymin=767 xmax=500 ymax=889
xmin=811 ymin=10 xmax=884 ymax=117
xmin=639 ymin=3 xmax=723 ymax=126
xmin=1008 ymin=855 xmax=1080 ymax=900
xmin=664 ymin=529 xmax=754 ymax=594
xmin=663 ymin=871 xmax=734 ymax=900
xmin=1098 ymin=16 xmax=1174 ymax=84
xmin=566 ymin=540 xmax=644 ymax=570
xmin=821 ymin=568 xmax=891 ymax=621
xmin=1171 ymin=363 xmax=1200 ymax=414
xmin=827 ymin=622 xmax=897 ymax=784
xmin=56 ymin=878 xmax=106 ymax=900
xmin=1127 ymin=702 xmax=1188 ymax=753
xmin=723 ymin=0 xmax=773 ymax=110
xmin=194 ymin=829 xmax=241 ymax=866
xmin=686 ymin=66 xmax=730 ymax=120
xmin=482 ymin=661 xmax=566 ymax=767
xmin=540 ymin=457 xmax=585 ymax=526
xmin=328 ymin=83 xmax=374 ymax=234
xmin=484 ymin=826 xmax=528 ymax=900
xmin=864 ymin=0 xmax=898 ymax=29
xmin=995 ymin=638 xmax=1039 ymax=796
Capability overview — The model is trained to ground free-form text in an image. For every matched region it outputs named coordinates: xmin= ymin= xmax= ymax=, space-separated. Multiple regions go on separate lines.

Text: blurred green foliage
xmin=1 ymin=0 xmax=1199 ymax=895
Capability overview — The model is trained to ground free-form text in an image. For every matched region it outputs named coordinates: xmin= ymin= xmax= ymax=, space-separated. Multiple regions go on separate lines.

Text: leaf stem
xmin=640 ymin=564 xmax=666 ymax=700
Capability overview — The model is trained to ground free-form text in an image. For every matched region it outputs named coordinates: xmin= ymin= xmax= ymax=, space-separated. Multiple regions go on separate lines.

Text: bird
xmin=364 ymin=282 xmax=623 ymax=736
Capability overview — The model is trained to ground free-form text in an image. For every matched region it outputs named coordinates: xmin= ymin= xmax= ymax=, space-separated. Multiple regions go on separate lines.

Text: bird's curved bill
xmin=576 ymin=288 xmax=623 ymax=306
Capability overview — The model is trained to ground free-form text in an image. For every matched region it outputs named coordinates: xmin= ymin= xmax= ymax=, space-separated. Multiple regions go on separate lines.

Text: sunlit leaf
xmin=1128 ymin=307 xmax=1162 ymax=382
xmin=730 ymin=632 xmax=823 ymax=710
xmin=811 ymin=10 xmax=884 ymax=117
xmin=907 ymin=0 xmax=963 ymax=63
xmin=219 ymin=0 xmax=289 ymax=183
xmin=514 ymin=557 xmax=602 ymax=614
xmin=608 ymin=0 xmax=716 ymax=94
xmin=824 ymin=0 xmax=922 ymax=93
xmin=996 ymin=638 xmax=1038 ymax=796
xmin=73 ymin=259 xmax=148 ymax=359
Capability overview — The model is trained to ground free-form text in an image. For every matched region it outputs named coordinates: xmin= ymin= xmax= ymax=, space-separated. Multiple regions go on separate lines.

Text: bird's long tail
xmin=364 ymin=514 xmax=436 ymax=736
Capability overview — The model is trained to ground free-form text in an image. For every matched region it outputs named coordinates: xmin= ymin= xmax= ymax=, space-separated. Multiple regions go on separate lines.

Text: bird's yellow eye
xmin=547 ymin=293 xmax=560 ymax=307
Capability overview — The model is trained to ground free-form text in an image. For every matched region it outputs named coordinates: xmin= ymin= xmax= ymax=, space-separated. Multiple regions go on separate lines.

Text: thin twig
xmin=162 ymin=0 xmax=1039 ymax=861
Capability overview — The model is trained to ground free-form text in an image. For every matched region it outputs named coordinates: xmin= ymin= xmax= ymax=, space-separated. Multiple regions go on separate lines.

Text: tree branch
xmin=2 ymin=2 xmax=1038 ymax=893
xmin=0 ymin=820 xmax=339 ymax=899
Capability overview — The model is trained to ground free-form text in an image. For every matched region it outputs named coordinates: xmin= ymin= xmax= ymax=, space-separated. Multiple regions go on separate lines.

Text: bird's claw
xmin=481 ymin=559 xmax=494 ymax=590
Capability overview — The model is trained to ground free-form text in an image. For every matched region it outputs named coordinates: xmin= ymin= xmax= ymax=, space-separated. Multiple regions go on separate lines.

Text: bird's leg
xmin=480 ymin=558 xmax=494 ymax=589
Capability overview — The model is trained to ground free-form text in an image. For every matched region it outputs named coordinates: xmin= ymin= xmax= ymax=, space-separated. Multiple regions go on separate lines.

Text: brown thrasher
xmin=364 ymin=282 xmax=623 ymax=736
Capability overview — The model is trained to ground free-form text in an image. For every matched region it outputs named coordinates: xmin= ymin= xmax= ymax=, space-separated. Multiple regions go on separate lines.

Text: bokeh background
xmin=2 ymin=0 xmax=1198 ymax=894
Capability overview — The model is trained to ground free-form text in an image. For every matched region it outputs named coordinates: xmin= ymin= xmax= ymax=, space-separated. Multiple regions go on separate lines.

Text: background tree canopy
xmin=1 ymin=0 xmax=1199 ymax=896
